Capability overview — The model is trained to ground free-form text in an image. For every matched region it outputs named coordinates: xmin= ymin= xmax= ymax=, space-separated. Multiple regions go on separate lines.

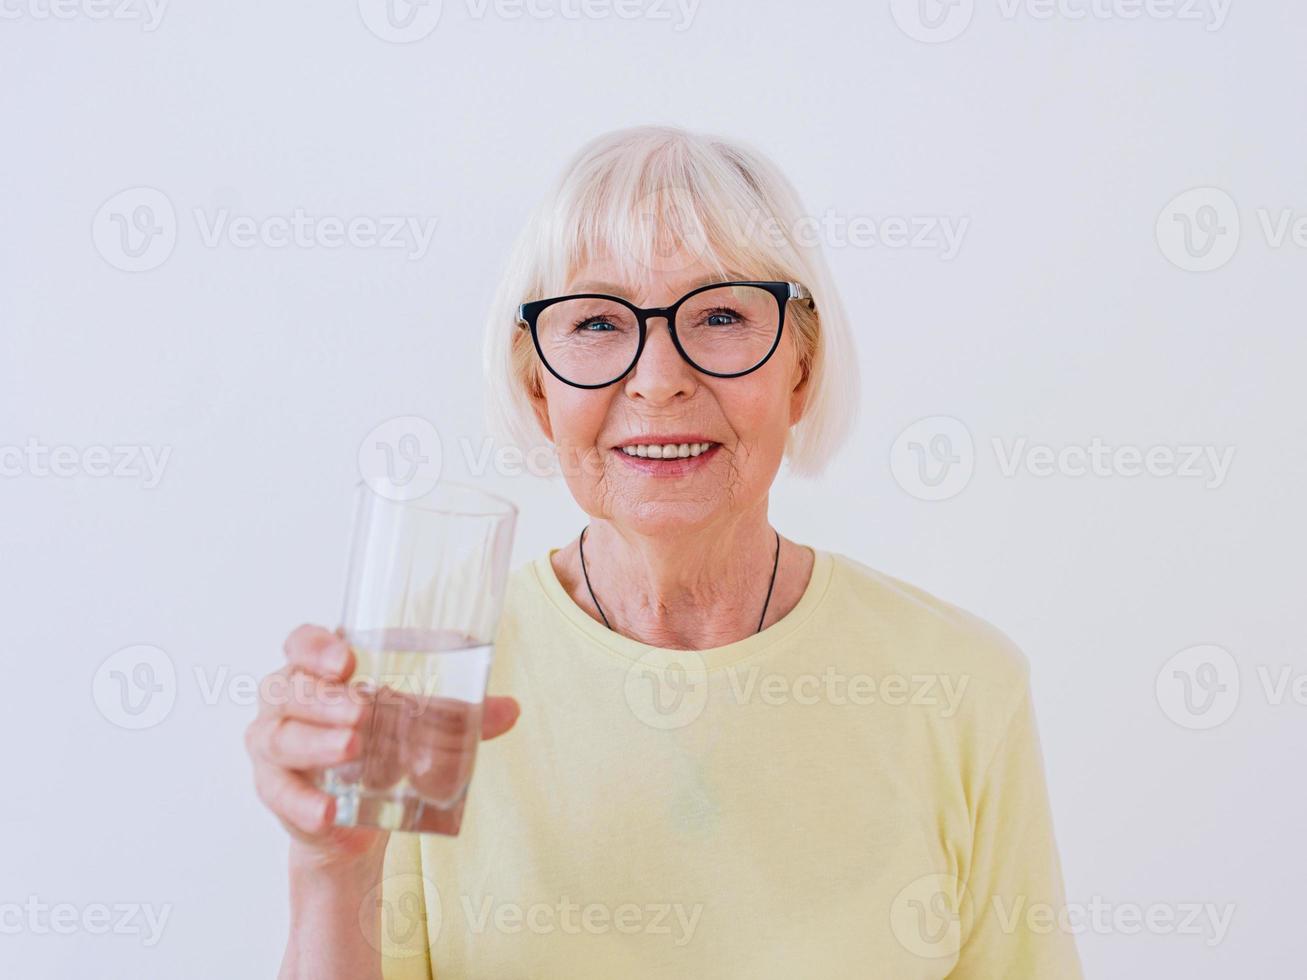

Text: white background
xmin=2 ymin=1 xmax=1304 ymax=977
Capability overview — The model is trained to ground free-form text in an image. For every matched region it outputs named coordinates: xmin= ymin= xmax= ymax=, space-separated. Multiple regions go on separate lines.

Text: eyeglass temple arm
xmin=788 ymin=282 xmax=816 ymax=309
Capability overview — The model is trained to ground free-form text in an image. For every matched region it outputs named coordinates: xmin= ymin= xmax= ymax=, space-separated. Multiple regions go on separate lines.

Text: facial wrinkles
xmin=722 ymin=439 xmax=750 ymax=511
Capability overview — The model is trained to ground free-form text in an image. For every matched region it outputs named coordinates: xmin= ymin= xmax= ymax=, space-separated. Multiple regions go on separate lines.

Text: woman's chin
xmin=608 ymin=502 xmax=720 ymax=537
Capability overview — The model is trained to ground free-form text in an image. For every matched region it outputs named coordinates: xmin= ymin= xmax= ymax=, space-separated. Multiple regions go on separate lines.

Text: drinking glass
xmin=314 ymin=480 xmax=518 ymax=835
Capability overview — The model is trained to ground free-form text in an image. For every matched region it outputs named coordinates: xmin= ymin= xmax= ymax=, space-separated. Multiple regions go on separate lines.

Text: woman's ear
xmin=788 ymin=357 xmax=811 ymax=427
xmin=529 ymin=380 xmax=554 ymax=443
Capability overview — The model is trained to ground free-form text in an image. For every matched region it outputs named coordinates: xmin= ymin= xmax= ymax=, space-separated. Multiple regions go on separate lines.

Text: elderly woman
xmin=247 ymin=125 xmax=1082 ymax=979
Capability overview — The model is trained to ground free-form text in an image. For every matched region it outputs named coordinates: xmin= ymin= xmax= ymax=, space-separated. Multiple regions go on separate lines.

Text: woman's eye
xmin=705 ymin=309 xmax=742 ymax=326
xmin=574 ymin=318 xmax=615 ymax=332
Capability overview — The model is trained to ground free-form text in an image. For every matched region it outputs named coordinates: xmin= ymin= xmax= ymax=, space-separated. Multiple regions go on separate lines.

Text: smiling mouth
xmin=616 ymin=441 xmax=718 ymax=460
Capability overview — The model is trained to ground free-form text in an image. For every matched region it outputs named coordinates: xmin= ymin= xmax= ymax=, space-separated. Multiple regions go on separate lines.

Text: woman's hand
xmin=248 ymin=624 xmax=521 ymax=980
xmin=245 ymin=623 xmax=522 ymax=874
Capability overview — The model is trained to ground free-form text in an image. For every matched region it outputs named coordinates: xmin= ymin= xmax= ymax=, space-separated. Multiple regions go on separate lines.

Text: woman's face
xmin=530 ymin=245 xmax=810 ymax=535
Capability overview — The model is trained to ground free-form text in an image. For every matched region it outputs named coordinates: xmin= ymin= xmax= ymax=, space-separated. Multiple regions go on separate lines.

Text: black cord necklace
xmin=578 ymin=524 xmax=782 ymax=636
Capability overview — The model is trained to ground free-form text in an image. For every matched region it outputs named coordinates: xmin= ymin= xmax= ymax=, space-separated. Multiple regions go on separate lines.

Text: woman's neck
xmin=551 ymin=514 xmax=815 ymax=650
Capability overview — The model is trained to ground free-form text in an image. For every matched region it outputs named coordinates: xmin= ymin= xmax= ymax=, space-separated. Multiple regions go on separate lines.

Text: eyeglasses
xmin=516 ymin=280 xmax=814 ymax=390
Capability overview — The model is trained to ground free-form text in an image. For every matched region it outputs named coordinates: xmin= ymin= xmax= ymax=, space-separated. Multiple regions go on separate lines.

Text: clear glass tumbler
xmin=315 ymin=480 xmax=518 ymax=835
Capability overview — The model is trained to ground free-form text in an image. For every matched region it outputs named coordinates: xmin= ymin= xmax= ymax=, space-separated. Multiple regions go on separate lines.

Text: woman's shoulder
xmin=822 ymin=549 xmax=1033 ymax=700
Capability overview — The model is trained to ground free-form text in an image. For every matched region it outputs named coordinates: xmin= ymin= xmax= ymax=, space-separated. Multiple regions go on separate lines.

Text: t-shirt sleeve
xmin=378 ymin=832 xmax=436 ymax=980
xmin=949 ymin=686 xmax=1083 ymax=979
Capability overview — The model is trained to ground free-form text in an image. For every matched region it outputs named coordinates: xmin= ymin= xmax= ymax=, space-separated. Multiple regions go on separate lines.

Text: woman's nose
xmin=623 ymin=316 xmax=695 ymax=401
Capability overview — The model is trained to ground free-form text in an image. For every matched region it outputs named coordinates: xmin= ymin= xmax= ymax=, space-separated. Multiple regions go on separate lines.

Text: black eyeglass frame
xmin=515 ymin=280 xmax=814 ymax=390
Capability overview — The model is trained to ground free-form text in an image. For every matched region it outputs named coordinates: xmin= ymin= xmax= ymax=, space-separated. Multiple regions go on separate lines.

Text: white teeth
xmin=620 ymin=442 xmax=714 ymax=459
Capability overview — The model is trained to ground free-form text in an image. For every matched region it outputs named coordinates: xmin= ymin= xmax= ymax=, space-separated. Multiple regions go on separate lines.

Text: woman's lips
xmin=611 ymin=443 xmax=720 ymax=476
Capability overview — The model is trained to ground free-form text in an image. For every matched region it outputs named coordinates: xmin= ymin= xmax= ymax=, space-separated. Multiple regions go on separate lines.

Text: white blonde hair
xmin=481 ymin=124 xmax=860 ymax=478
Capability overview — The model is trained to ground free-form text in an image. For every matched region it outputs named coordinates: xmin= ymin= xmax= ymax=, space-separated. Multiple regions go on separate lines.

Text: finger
xmin=481 ymin=696 xmax=521 ymax=740
xmin=370 ymin=692 xmax=519 ymax=741
xmin=260 ymin=670 xmax=368 ymax=727
xmin=284 ymin=624 xmax=354 ymax=681
xmin=254 ymin=664 xmax=294 ymax=720
xmin=249 ymin=716 xmax=360 ymax=770
xmin=254 ymin=764 xmax=336 ymax=837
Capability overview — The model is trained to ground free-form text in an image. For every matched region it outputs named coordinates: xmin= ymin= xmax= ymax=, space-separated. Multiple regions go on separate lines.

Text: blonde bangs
xmin=538 ymin=133 xmax=786 ymax=298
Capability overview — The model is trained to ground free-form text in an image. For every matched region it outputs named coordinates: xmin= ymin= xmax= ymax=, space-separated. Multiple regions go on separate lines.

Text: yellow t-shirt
xmin=377 ymin=546 xmax=1083 ymax=979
